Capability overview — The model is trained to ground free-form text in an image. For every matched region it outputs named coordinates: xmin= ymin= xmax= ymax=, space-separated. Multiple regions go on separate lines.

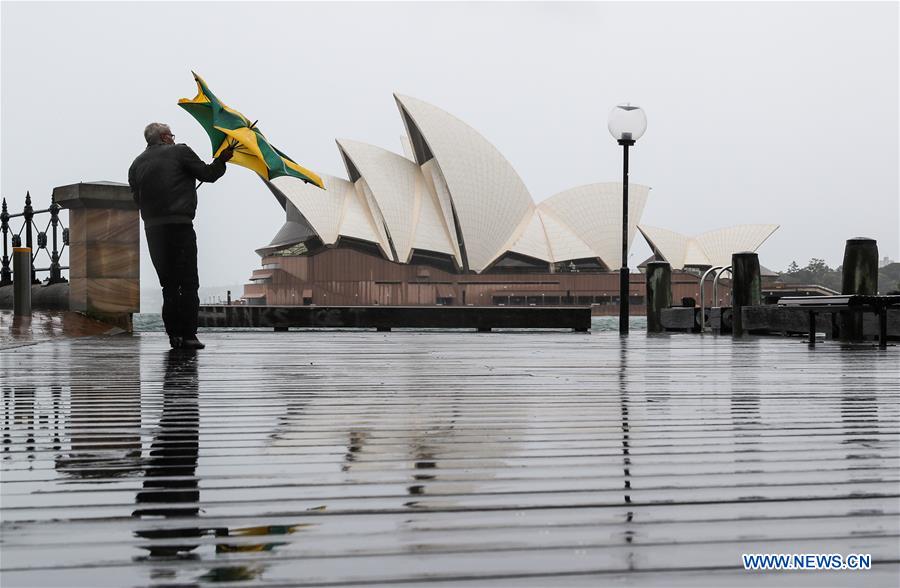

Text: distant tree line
xmin=777 ymin=258 xmax=900 ymax=294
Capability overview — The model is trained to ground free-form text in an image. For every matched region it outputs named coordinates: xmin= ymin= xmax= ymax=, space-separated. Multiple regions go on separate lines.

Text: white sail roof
xmin=639 ymin=223 xmax=780 ymax=269
xmin=266 ymin=95 xmax=781 ymax=277
xmin=409 ymin=166 xmax=458 ymax=259
xmin=269 ymin=175 xmax=345 ymax=245
xmin=356 ymin=180 xmax=395 ymax=259
xmin=697 ymin=224 xmax=780 ymax=267
xmin=337 ymin=139 xmax=456 ymax=263
xmin=507 ymin=210 xmax=552 ymax=262
xmin=419 ymin=159 xmax=462 ymax=262
xmin=539 ymin=183 xmax=650 ymax=269
xmin=538 ymin=209 xmax=598 ymax=263
xmin=637 ymin=225 xmax=691 ymax=269
xmin=394 ymin=94 xmax=535 ymax=272
xmin=339 ymin=179 xmax=389 ymax=254
xmin=684 ymin=239 xmax=711 ymax=267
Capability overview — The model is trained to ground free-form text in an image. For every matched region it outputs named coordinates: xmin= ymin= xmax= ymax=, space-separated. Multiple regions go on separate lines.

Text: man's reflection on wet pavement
xmin=133 ymin=349 xmax=201 ymax=557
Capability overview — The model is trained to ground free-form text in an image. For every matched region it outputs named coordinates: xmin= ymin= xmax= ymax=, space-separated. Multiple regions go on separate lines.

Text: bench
xmin=777 ymin=295 xmax=900 ymax=349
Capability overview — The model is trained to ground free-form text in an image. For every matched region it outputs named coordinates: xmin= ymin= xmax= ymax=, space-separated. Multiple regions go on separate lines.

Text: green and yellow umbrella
xmin=178 ymin=72 xmax=324 ymax=189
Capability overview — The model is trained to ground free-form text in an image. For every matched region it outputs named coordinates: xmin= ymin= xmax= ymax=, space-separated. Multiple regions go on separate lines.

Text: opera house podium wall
xmin=241 ymin=246 xmax=734 ymax=316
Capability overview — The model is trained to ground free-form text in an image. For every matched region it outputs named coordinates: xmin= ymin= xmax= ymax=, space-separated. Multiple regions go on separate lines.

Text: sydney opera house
xmin=242 ymin=94 xmax=778 ymax=313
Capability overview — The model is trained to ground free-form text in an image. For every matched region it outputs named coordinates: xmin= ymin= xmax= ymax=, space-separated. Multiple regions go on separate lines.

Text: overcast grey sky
xmin=2 ymin=1 xmax=898 ymax=290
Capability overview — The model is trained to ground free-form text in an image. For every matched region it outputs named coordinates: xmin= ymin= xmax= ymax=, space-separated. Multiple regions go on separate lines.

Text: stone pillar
xmin=731 ymin=252 xmax=761 ymax=338
xmin=645 ymin=261 xmax=671 ymax=333
xmin=840 ymin=237 xmax=878 ymax=341
xmin=53 ymin=182 xmax=139 ymax=331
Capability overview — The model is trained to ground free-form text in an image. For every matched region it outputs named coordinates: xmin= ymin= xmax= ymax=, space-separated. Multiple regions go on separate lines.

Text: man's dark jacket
xmin=128 ymin=143 xmax=227 ymax=227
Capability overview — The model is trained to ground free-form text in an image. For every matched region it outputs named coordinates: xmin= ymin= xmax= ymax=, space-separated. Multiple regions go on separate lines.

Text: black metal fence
xmin=0 ymin=193 xmax=68 ymax=287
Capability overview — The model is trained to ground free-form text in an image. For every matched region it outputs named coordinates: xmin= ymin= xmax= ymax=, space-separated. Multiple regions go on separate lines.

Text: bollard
xmin=13 ymin=247 xmax=32 ymax=316
xmin=645 ymin=261 xmax=672 ymax=333
xmin=731 ymin=252 xmax=761 ymax=338
xmin=840 ymin=237 xmax=878 ymax=341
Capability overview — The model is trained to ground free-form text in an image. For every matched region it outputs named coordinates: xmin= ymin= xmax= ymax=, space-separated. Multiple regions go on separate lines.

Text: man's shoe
xmin=169 ymin=336 xmax=184 ymax=349
xmin=181 ymin=337 xmax=206 ymax=350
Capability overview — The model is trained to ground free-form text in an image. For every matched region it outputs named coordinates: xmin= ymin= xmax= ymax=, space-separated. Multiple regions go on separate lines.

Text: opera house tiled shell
xmin=261 ymin=93 xmax=773 ymax=273
xmin=261 ymin=94 xmax=652 ymax=273
xmin=638 ymin=224 xmax=780 ymax=270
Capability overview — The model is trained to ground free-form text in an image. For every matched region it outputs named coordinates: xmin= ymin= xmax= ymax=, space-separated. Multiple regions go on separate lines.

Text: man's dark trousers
xmin=146 ymin=224 xmax=199 ymax=338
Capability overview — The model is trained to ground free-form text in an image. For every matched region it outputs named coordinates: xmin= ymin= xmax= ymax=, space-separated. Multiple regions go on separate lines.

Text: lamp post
xmin=608 ymin=104 xmax=647 ymax=335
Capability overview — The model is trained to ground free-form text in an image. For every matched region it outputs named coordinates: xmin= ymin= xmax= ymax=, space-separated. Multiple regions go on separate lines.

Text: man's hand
xmin=219 ymin=146 xmax=235 ymax=162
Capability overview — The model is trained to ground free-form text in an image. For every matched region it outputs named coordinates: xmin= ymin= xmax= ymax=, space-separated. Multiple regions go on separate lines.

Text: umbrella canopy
xmin=178 ymin=72 xmax=324 ymax=189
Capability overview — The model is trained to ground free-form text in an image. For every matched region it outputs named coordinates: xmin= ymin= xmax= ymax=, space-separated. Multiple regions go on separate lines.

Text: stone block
xmin=55 ymin=182 xmax=140 ymax=319
xmin=67 ymin=240 xmax=87 ymax=279
xmin=68 ymin=278 xmax=87 ymax=312
xmin=53 ymin=181 xmax=137 ymax=211
xmin=69 ymin=277 xmax=139 ymax=314
xmin=81 ymin=209 xmax=140 ymax=244
xmin=661 ymin=307 xmax=697 ymax=331
xmin=85 ymin=243 xmax=140 ymax=279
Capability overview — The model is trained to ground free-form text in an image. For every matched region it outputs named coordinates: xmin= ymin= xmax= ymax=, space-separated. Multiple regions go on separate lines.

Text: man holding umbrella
xmin=128 ymin=122 xmax=233 ymax=350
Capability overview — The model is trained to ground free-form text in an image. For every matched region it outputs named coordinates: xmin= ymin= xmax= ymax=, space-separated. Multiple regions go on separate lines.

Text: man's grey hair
xmin=144 ymin=122 xmax=171 ymax=145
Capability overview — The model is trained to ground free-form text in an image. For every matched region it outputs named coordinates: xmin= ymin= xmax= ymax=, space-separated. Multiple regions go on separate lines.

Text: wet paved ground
xmin=0 ymin=310 xmax=126 ymax=351
xmin=1 ymin=330 xmax=898 ymax=587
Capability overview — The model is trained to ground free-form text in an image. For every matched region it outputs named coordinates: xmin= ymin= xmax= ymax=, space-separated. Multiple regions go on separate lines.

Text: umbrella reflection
xmin=214 ymin=524 xmax=313 ymax=553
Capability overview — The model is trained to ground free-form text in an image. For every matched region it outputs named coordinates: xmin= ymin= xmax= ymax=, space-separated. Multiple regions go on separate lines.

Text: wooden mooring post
xmin=645 ymin=261 xmax=671 ymax=333
xmin=731 ymin=252 xmax=761 ymax=338
xmin=840 ymin=237 xmax=878 ymax=342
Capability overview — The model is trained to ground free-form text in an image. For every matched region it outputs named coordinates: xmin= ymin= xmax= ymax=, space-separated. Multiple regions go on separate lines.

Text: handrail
xmin=698 ymin=266 xmax=723 ymax=331
xmin=1 ymin=192 xmax=68 ymax=286
xmin=713 ymin=266 xmax=733 ymax=308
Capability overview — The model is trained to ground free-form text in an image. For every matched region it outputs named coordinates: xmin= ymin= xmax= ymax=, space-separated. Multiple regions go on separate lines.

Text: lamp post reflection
xmin=618 ymin=340 xmax=636 ymax=569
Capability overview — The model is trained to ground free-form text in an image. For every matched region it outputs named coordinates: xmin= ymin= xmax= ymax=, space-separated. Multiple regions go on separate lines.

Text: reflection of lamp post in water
xmin=608 ymin=104 xmax=647 ymax=335
xmin=618 ymin=339 xmax=636 ymax=566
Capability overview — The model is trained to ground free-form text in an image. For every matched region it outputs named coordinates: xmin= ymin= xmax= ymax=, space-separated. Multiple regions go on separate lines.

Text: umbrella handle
xmin=226 ymin=121 xmax=256 ymax=149
xmin=224 ymin=120 xmax=255 ymax=150
xmin=197 ymin=121 xmax=257 ymax=190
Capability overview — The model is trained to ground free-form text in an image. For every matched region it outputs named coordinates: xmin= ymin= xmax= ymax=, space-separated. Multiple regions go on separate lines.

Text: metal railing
xmin=0 ymin=192 xmax=69 ymax=286
xmin=698 ymin=266 xmax=723 ymax=332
